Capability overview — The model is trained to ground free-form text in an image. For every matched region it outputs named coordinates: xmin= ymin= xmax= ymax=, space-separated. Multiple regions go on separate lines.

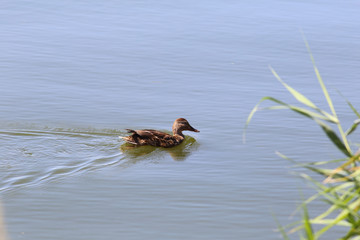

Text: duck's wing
xmin=126 ymin=129 xmax=169 ymax=138
xmin=141 ymin=130 xmax=184 ymax=147
xmin=124 ymin=129 xmax=185 ymax=147
xmin=123 ymin=129 xmax=173 ymax=146
xmin=140 ymin=129 xmax=171 ymax=138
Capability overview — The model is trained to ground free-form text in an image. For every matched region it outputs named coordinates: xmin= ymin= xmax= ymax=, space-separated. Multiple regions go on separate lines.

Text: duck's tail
xmin=119 ymin=129 xmax=136 ymax=138
xmin=125 ymin=129 xmax=136 ymax=134
xmin=119 ymin=129 xmax=138 ymax=145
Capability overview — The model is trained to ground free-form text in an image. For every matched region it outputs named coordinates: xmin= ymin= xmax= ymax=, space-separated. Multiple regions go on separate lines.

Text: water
xmin=1 ymin=0 xmax=360 ymax=239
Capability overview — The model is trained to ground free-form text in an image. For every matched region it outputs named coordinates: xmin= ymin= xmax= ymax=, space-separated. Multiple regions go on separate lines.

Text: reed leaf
xmin=274 ymin=215 xmax=291 ymax=240
xmin=244 ymin=75 xmax=351 ymax=156
xmin=303 ymin=34 xmax=352 ymax=155
xmin=310 ymin=219 xmax=351 ymax=227
xmin=270 ymin=66 xmax=338 ymax=123
xmin=314 ymin=119 xmax=351 ymax=157
xmin=348 ymin=235 xmax=360 ymax=240
xmin=341 ymin=93 xmax=360 ymax=119
xmin=302 ymin=35 xmax=334 ymax=117
xmin=295 ymin=158 xmax=347 ymax=168
xmin=270 ymin=66 xmax=317 ymax=109
xmin=345 ymin=119 xmax=360 ymax=136
xmin=311 ymin=187 xmax=360 ymax=232
xmin=244 ymin=96 xmax=339 ymax=143
xmin=316 ymin=198 xmax=360 ymax=238
xmin=303 ymin=203 xmax=316 ymax=240
xmin=293 ymin=171 xmax=359 ymax=232
xmin=325 ymin=167 xmax=360 ymax=184
xmin=324 ymin=156 xmax=360 ymax=183
xmin=276 ymin=151 xmax=347 ymax=168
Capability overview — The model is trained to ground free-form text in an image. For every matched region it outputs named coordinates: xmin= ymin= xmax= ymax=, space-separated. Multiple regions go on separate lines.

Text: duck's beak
xmin=189 ymin=126 xmax=200 ymax=132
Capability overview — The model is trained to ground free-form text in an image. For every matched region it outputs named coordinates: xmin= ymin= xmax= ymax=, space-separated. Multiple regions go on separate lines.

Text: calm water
xmin=1 ymin=1 xmax=360 ymax=239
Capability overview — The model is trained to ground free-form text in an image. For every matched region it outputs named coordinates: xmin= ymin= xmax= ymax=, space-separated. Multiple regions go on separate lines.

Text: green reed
xmin=245 ymin=37 xmax=360 ymax=239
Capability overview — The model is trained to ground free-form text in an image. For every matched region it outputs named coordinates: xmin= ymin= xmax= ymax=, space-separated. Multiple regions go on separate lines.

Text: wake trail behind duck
xmin=0 ymin=127 xmax=128 ymax=193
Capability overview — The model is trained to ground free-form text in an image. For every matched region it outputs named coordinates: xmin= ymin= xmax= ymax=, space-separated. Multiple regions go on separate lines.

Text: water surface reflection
xmin=120 ymin=136 xmax=199 ymax=161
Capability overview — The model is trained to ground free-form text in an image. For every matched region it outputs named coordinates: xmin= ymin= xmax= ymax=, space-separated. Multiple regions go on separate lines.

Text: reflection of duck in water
xmin=120 ymin=136 xmax=199 ymax=161
xmin=120 ymin=118 xmax=199 ymax=148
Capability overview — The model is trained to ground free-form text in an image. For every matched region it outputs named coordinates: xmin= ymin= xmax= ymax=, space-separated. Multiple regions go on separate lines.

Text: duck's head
xmin=172 ymin=118 xmax=200 ymax=135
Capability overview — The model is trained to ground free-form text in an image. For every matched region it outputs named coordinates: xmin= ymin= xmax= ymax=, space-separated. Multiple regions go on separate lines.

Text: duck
xmin=121 ymin=118 xmax=199 ymax=148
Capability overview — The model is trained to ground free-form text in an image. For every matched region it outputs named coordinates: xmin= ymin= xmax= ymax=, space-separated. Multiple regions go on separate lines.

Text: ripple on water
xmin=0 ymin=128 xmax=125 ymax=193
xmin=0 ymin=128 xmax=200 ymax=193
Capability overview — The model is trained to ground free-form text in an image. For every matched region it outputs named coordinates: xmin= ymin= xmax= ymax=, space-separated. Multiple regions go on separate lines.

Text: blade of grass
xmin=270 ymin=66 xmax=317 ymax=109
xmin=325 ymin=167 xmax=360 ymax=184
xmin=270 ymin=66 xmax=338 ymax=123
xmin=244 ymin=95 xmax=351 ymax=157
xmin=345 ymin=119 xmax=360 ymax=136
xmin=347 ymin=101 xmax=360 ymax=118
xmin=347 ymin=236 xmax=360 ymax=240
xmin=315 ymin=198 xmax=360 ymax=238
xmin=324 ymin=155 xmax=360 ymax=183
xmin=273 ymin=214 xmax=291 ymax=240
xmin=276 ymin=151 xmax=347 ymax=168
xmin=314 ymin=119 xmax=352 ymax=157
xmin=338 ymin=91 xmax=360 ymax=118
xmin=295 ymin=173 xmax=356 ymax=220
xmin=302 ymin=33 xmax=352 ymax=155
xmin=243 ymin=96 xmax=339 ymax=143
xmin=302 ymin=34 xmax=334 ymax=117
xmin=303 ymin=203 xmax=316 ymax=240
xmin=310 ymin=219 xmax=351 ymax=227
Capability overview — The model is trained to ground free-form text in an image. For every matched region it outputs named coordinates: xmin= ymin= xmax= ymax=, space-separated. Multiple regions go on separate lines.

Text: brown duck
xmin=121 ymin=118 xmax=199 ymax=148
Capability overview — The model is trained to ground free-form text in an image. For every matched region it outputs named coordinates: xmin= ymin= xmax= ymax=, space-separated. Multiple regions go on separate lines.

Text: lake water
xmin=1 ymin=1 xmax=360 ymax=239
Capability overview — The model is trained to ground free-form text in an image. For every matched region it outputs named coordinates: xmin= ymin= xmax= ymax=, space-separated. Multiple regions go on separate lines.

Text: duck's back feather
xmin=123 ymin=129 xmax=183 ymax=148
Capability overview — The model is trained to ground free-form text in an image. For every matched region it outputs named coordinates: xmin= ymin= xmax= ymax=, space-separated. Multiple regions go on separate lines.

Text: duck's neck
xmin=172 ymin=127 xmax=185 ymax=138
